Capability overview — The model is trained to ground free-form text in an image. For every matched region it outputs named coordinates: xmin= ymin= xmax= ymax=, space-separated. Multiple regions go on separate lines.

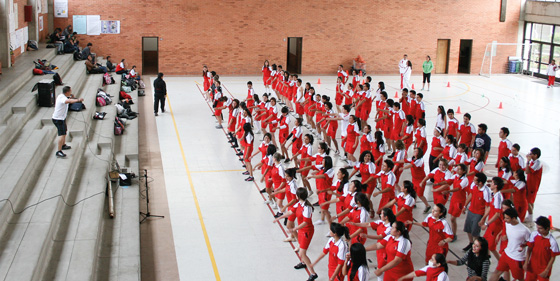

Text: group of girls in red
xmin=202 ymin=62 xmax=552 ymax=281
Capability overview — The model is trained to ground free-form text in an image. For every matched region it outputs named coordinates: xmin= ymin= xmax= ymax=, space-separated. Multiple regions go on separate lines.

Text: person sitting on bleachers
xmin=49 ymin=28 xmax=64 ymax=55
xmin=61 ymin=25 xmax=73 ymax=41
xmin=85 ymin=55 xmax=107 ymax=74
xmin=115 ymin=59 xmax=128 ymax=74
xmin=81 ymin=43 xmax=95 ymax=62
xmin=129 ymin=65 xmax=141 ymax=80
xmin=106 ymin=56 xmax=116 ymax=72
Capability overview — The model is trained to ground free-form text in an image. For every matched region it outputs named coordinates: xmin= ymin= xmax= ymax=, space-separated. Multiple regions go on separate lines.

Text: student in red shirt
xmin=524 ymin=216 xmax=560 ymax=281
xmin=507 ymin=169 xmax=529 ymax=223
xmin=414 ymin=118 xmax=428 ymax=155
xmin=457 ymin=113 xmax=476 ymax=155
xmin=398 ymin=253 xmax=450 ymax=281
xmin=441 ymin=163 xmax=469 ymax=239
xmin=372 ymin=160 xmax=397 ymax=215
xmin=359 ymin=125 xmax=375 ymax=155
xmin=382 ymin=181 xmax=416 ymax=231
xmin=446 ymin=108 xmax=459 ymax=137
xmin=277 ymin=107 xmax=291 ymax=159
xmin=349 ymin=151 xmax=376 ymax=196
xmin=421 ymin=158 xmax=453 ymax=207
xmin=262 ymin=60 xmax=272 ymax=93
xmin=496 ymin=127 xmax=513 ymax=168
xmin=345 ymin=115 xmax=361 ymax=168
xmin=340 ymin=193 xmax=372 ymax=245
xmin=335 ymin=76 xmax=345 ymax=112
xmin=274 ymin=188 xmax=318 ymax=281
xmin=401 ymin=115 xmax=415 ymax=152
xmin=509 ymin=143 xmax=526 ymax=173
xmin=392 ymin=140 xmax=407 ymax=185
xmin=365 ymin=221 xmax=414 ymax=281
xmin=372 ymin=131 xmax=386 ymax=173
xmin=401 ymin=147 xmax=430 ymax=212
xmin=480 ymin=177 xmax=505 ymax=260
xmin=311 ymin=223 xmax=349 ymax=281
xmin=462 ymin=172 xmax=492 ymax=252
xmin=409 ymin=203 xmax=454 ymax=263
xmin=306 ymin=156 xmax=335 ymax=224
xmin=428 ymin=127 xmax=445 ymax=172
xmin=239 ymin=123 xmax=255 ymax=182
xmin=525 ymin=147 xmax=543 ymax=222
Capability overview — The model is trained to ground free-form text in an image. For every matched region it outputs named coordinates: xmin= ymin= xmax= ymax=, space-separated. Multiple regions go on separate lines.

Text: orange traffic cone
xmin=456 ymin=106 xmax=461 ymax=114
xmin=411 ymin=84 xmax=415 ymax=90
xmin=549 ymin=215 xmax=554 ymax=229
xmin=394 ymin=91 xmax=399 ymax=98
xmin=317 ymin=78 xmax=321 ymax=84
xmin=447 ymin=82 xmax=451 ymax=87
xmin=498 ymin=102 xmax=503 ymax=109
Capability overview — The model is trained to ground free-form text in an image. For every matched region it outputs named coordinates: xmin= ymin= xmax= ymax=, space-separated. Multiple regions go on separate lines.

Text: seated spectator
xmin=129 ymin=65 xmax=141 ymax=80
xmin=106 ymin=56 xmax=116 ymax=72
xmin=61 ymin=25 xmax=72 ymax=41
xmin=81 ymin=43 xmax=95 ymax=62
xmin=49 ymin=28 xmax=64 ymax=55
xmin=85 ymin=55 xmax=107 ymax=74
xmin=63 ymin=40 xmax=78 ymax=53
xmin=115 ymin=59 xmax=128 ymax=74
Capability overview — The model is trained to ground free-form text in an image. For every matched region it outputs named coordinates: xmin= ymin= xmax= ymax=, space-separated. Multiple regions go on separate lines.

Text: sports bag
xmin=33 ymin=68 xmax=44 ymax=75
xmin=114 ymin=117 xmax=125 ymax=135
xmin=69 ymin=102 xmax=86 ymax=111
xmin=96 ymin=96 xmax=107 ymax=107
xmin=53 ymin=73 xmax=63 ymax=85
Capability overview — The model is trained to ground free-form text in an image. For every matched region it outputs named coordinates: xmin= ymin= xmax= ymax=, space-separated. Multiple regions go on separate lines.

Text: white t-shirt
xmin=504 ymin=222 xmax=531 ymax=261
xmin=52 ymin=94 xmax=69 ymax=120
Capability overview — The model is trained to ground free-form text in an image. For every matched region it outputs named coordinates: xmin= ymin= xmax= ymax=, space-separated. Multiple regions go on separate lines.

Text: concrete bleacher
xmin=0 ymin=50 xmax=140 ymax=281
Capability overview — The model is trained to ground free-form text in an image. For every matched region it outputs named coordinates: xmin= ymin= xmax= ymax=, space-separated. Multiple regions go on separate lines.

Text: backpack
xmin=103 ymin=73 xmax=114 ymax=85
xmin=97 ymin=90 xmax=112 ymax=104
xmin=33 ymin=68 xmax=44 ymax=75
xmin=138 ymin=80 xmax=146 ymax=89
xmin=73 ymin=51 xmax=83 ymax=61
xmin=121 ymin=86 xmax=132 ymax=93
xmin=138 ymin=89 xmax=145 ymax=96
xmin=53 ymin=73 xmax=63 ymax=85
xmin=120 ymin=90 xmax=132 ymax=100
xmin=96 ymin=96 xmax=106 ymax=107
xmin=69 ymin=102 xmax=86 ymax=111
xmin=114 ymin=117 xmax=125 ymax=135
xmin=93 ymin=111 xmax=106 ymax=120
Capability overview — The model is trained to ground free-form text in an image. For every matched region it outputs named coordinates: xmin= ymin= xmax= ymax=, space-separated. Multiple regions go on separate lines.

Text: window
xmin=522 ymin=22 xmax=560 ymax=78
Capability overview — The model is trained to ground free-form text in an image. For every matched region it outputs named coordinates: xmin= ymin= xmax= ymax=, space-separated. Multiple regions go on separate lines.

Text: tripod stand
xmin=140 ymin=169 xmax=164 ymax=223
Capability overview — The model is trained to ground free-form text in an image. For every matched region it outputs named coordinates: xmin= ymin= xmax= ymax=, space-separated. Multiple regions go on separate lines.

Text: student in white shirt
xmin=546 ymin=59 xmax=558 ymax=88
xmin=52 ymin=86 xmax=83 ymax=158
xmin=399 ymin=54 xmax=409 ymax=89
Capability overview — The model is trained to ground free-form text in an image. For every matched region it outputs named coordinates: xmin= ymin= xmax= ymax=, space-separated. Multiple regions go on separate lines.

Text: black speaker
xmin=36 ymin=80 xmax=56 ymax=107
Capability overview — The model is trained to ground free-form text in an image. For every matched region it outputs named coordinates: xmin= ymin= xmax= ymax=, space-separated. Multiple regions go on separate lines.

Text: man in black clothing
xmin=153 ymin=72 xmax=167 ymax=116
xmin=473 ymin=123 xmax=491 ymax=161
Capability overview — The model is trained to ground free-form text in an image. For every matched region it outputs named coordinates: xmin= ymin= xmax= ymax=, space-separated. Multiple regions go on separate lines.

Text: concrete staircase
xmin=0 ymin=49 xmax=140 ymax=281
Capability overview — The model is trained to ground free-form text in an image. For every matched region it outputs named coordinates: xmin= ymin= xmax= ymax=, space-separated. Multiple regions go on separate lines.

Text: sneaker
xmin=242 ymin=171 xmax=250 ymax=175
xmin=294 ymin=262 xmax=307 ymax=269
xmin=154 ymin=112 xmax=158 ymax=116
xmin=462 ymin=243 xmax=473 ymax=252
xmin=421 ymin=88 xmax=425 ymax=90
xmin=423 ymin=205 xmax=432 ymax=214
xmin=244 ymin=176 xmax=254 ymax=182
xmin=215 ymin=125 xmax=223 ymax=129
xmin=356 ymin=173 xmax=362 ymax=178
xmin=284 ymin=236 xmax=296 ymax=242
xmin=314 ymin=219 xmax=325 ymax=225
xmin=264 ymin=199 xmax=273 ymax=205
xmin=256 ymin=131 xmax=262 ymax=134
xmin=162 ymin=109 xmax=165 ymax=113
xmin=271 ymin=203 xmax=279 ymax=210
xmin=388 ymin=152 xmax=395 ymax=158
xmin=55 ymin=151 xmax=66 ymax=158
xmin=236 ymin=152 xmax=244 ymax=156
xmin=274 ymin=212 xmax=283 ymax=218
xmin=325 ymin=231 xmax=332 ymax=237
xmin=61 ymin=144 xmax=71 ymax=150
xmin=259 ymin=188 xmax=266 ymax=193
xmin=312 ymin=202 xmax=320 ymax=207
xmin=307 ymin=274 xmax=318 ymax=281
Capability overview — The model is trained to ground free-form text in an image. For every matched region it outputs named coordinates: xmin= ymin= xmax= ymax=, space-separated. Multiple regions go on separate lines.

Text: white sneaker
xmin=315 ymin=219 xmax=325 ymax=225
xmin=264 ymin=199 xmax=273 ymax=205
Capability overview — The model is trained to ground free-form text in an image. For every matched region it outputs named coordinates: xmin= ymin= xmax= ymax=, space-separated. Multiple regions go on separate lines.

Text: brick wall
xmin=52 ymin=0 xmax=521 ymax=76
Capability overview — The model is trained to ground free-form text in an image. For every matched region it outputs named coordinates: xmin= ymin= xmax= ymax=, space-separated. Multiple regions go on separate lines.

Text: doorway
xmin=142 ymin=37 xmax=158 ymax=75
xmin=286 ymin=37 xmax=302 ymax=74
xmin=458 ymin=40 xmax=473 ymax=74
xmin=435 ymin=39 xmax=450 ymax=74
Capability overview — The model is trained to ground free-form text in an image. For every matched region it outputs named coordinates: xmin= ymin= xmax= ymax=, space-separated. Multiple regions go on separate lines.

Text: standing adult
xmin=402 ymin=61 xmax=412 ymax=90
xmin=473 ymin=123 xmax=491 ymax=162
xmin=546 ymin=59 xmax=558 ymax=88
xmin=399 ymin=54 xmax=409 ymax=89
xmin=52 ymin=86 xmax=83 ymax=158
xmin=422 ymin=56 xmax=433 ymax=91
xmin=153 ymin=72 xmax=167 ymax=116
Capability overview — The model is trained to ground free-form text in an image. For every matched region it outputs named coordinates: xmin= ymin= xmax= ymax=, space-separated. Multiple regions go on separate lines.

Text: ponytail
xmin=337 ymin=169 xmax=350 ymax=193
xmin=330 ymin=222 xmax=350 ymax=240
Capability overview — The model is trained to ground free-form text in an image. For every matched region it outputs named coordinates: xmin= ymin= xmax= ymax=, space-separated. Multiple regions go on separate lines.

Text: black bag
xmin=119 ymin=173 xmax=132 ymax=186
xmin=73 ymin=51 xmax=83 ymax=61
xmin=138 ymin=89 xmax=145 ymax=96
xmin=69 ymin=102 xmax=86 ymax=111
xmin=53 ymin=73 xmax=63 ymax=85
xmin=34 ymin=80 xmax=56 ymax=107
xmin=93 ymin=111 xmax=106 ymax=120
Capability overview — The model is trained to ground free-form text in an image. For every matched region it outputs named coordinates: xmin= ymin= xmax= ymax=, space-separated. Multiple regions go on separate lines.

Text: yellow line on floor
xmin=438 ymin=80 xmax=471 ymax=99
xmin=191 ymin=169 xmax=245 ymax=173
xmin=166 ymin=95 xmax=221 ymax=281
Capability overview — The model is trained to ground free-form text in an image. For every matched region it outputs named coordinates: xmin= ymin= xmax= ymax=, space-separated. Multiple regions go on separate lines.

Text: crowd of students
xmin=202 ymin=61 xmax=557 ymax=281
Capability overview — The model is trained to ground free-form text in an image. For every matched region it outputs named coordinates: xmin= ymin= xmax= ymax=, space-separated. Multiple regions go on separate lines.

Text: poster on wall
xmin=42 ymin=0 xmax=48 ymax=13
xmin=9 ymin=13 xmax=15 ymax=32
xmin=101 ymin=21 xmax=120 ymax=34
xmin=9 ymin=31 xmax=17 ymax=51
xmin=14 ymin=4 xmax=18 ymax=29
xmin=54 ymin=0 xmax=68 ymax=18
xmin=73 ymin=15 xmax=87 ymax=34
xmin=86 ymin=15 xmax=101 ymax=35
xmin=39 ymin=16 xmax=43 ymax=31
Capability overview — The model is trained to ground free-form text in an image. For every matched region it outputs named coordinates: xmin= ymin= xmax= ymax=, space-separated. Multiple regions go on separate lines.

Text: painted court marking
xmin=166 ymin=95 xmax=222 ymax=281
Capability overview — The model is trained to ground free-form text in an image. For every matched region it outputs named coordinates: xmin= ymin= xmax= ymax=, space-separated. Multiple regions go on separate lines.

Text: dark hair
xmin=464 ymin=113 xmax=472 ymax=120
xmin=418 ymin=118 xmax=426 ymax=127
xmin=500 ymin=157 xmax=511 ymax=174
xmin=242 ymin=123 xmax=253 ymax=140
xmin=402 ymin=88 xmax=409 ymax=93
xmin=530 ymin=147 xmax=541 ymax=158
xmin=263 ymin=132 xmax=272 ymax=142
xmin=384 ymin=159 xmax=395 ymax=170
xmin=458 ymin=143 xmax=467 ymax=152
xmin=503 ymin=207 xmax=519 ymax=219
xmin=330 ymin=222 xmax=350 ymax=239
xmin=296 ymin=188 xmax=314 ymax=211
xmin=374 ymin=131 xmax=384 ymax=150
xmin=515 ymin=169 xmax=526 ymax=183
xmin=253 ymin=94 xmax=260 ymax=104
xmin=247 ymin=81 xmax=253 ymax=85
xmin=158 ymin=72 xmax=164 ymax=78
xmin=382 ymin=208 xmax=397 ymax=224
xmin=447 ymin=135 xmax=458 ymax=148
xmin=402 ymin=180 xmax=417 ymax=199
xmin=474 ymin=172 xmax=487 ymax=184
xmin=406 ymin=115 xmax=414 ymax=126
xmin=512 ymin=143 xmax=520 ymax=152
xmin=502 ymin=199 xmax=514 ymax=209
xmin=351 ymin=180 xmax=364 ymax=193
xmin=285 ymin=167 xmax=297 ymax=180
xmin=349 ymin=243 xmax=368 ymax=281
xmin=378 ymin=82 xmax=385 ymax=90
xmin=87 ymin=42 xmax=92 ymax=46
xmin=380 ymin=91 xmax=388 ymax=99
xmin=468 ymin=237 xmax=490 ymax=276
xmin=478 ymin=123 xmax=488 ymax=133
xmin=337 ymin=169 xmax=350 ymax=193
xmin=437 ymin=105 xmax=445 ymax=117
xmin=318 ymin=142 xmax=330 ymax=155
xmin=473 ymin=148 xmax=485 ymax=164
xmin=342 ymin=104 xmax=352 ymax=113
xmin=62 ymin=86 xmax=71 ymax=94
xmin=417 ymin=93 xmax=423 ymax=99
xmin=355 ymin=193 xmax=372 ymax=214
xmin=447 ymin=108 xmax=454 ymax=115
xmin=535 ymin=216 xmax=551 ymax=230
xmin=414 ymin=147 xmax=425 ymax=159
xmin=281 ymin=106 xmax=289 ymax=114
xmin=394 ymin=221 xmax=411 ymax=242
xmin=323 ymin=156 xmax=333 ymax=172
xmin=393 ymin=102 xmax=401 ymax=109
xmin=358 ymin=150 xmax=373 ymax=163
xmin=386 ymin=99 xmax=394 ymax=108
xmin=266 ymin=144 xmax=277 ymax=156
xmin=501 ymin=127 xmax=510 ymax=137
xmin=457 ymin=163 xmax=468 ymax=175
xmin=434 ymin=203 xmax=447 ymax=219
xmin=410 ymin=90 xmax=416 ymax=95
xmin=434 ymin=253 xmax=448 ymax=273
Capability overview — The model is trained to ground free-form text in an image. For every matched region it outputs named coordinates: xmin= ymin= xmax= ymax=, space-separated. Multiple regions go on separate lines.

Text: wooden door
xmin=287 ymin=37 xmax=303 ymax=74
xmin=436 ymin=39 xmax=450 ymax=74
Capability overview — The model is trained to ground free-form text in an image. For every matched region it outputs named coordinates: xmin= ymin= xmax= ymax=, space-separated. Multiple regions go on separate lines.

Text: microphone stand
xmin=140 ymin=169 xmax=164 ymax=223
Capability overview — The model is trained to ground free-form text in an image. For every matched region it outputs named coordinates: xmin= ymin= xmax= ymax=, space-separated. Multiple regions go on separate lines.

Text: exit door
xmin=458 ymin=39 xmax=473 ymax=74
xmin=142 ymin=37 xmax=158 ymax=75
xmin=436 ymin=39 xmax=450 ymax=74
xmin=287 ymin=37 xmax=302 ymax=74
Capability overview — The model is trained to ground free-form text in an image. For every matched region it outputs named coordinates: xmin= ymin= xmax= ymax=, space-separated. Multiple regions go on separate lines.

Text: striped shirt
xmin=455 ymin=251 xmax=490 ymax=280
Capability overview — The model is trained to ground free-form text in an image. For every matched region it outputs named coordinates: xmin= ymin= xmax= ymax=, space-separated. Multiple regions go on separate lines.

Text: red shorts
xmin=296 ymin=104 xmax=304 ymax=116
xmin=526 ymin=267 xmax=551 ymax=281
xmin=264 ymin=77 xmax=271 ymax=86
xmin=364 ymin=183 xmax=374 ymax=195
xmin=448 ymin=198 xmax=465 ymax=218
xmin=483 ymin=223 xmax=503 ymax=251
xmin=204 ymin=81 xmax=210 ymax=92
xmin=516 ymin=203 xmax=528 ymax=222
xmin=274 ymin=181 xmax=286 ymax=200
xmin=328 ymin=265 xmax=344 ymax=281
xmin=335 ymin=94 xmax=343 ymax=106
xmin=265 ymin=175 xmax=273 ymax=189
xmin=327 ymin=124 xmax=338 ymax=139
xmin=214 ymin=109 xmax=222 ymax=117
xmin=228 ymin=120 xmax=237 ymax=133
xmin=496 ymin=253 xmax=525 ymax=280
xmin=433 ymin=192 xmax=449 ymax=206
xmin=279 ymin=129 xmax=289 ymax=144
xmin=383 ymin=126 xmax=392 ymax=140
xmin=244 ymin=146 xmax=253 ymax=162
xmin=319 ymin=191 xmax=332 ymax=210
xmin=527 ymin=187 xmax=538 ymax=204
xmin=297 ymin=228 xmax=314 ymax=250
xmin=268 ymin=122 xmax=278 ymax=133
xmin=288 ymin=206 xmax=296 ymax=222
xmin=391 ymin=129 xmax=402 ymax=141
xmin=412 ymin=178 xmax=425 ymax=197
xmin=345 ymin=140 xmax=357 ymax=154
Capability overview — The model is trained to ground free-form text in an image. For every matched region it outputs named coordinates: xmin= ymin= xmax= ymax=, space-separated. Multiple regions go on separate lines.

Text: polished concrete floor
xmin=140 ymin=73 xmax=560 ymax=281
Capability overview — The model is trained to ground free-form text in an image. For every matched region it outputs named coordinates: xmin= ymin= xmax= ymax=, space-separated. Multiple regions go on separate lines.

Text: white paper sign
xmin=73 ymin=15 xmax=87 ymax=34
xmin=9 ymin=31 xmax=18 ymax=50
xmin=42 ymin=0 xmax=48 ymax=13
xmin=9 ymin=14 xmax=15 ymax=32
xmin=54 ymin=0 xmax=68 ymax=18
xmin=86 ymin=15 xmax=101 ymax=35
xmin=39 ymin=16 xmax=44 ymax=31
